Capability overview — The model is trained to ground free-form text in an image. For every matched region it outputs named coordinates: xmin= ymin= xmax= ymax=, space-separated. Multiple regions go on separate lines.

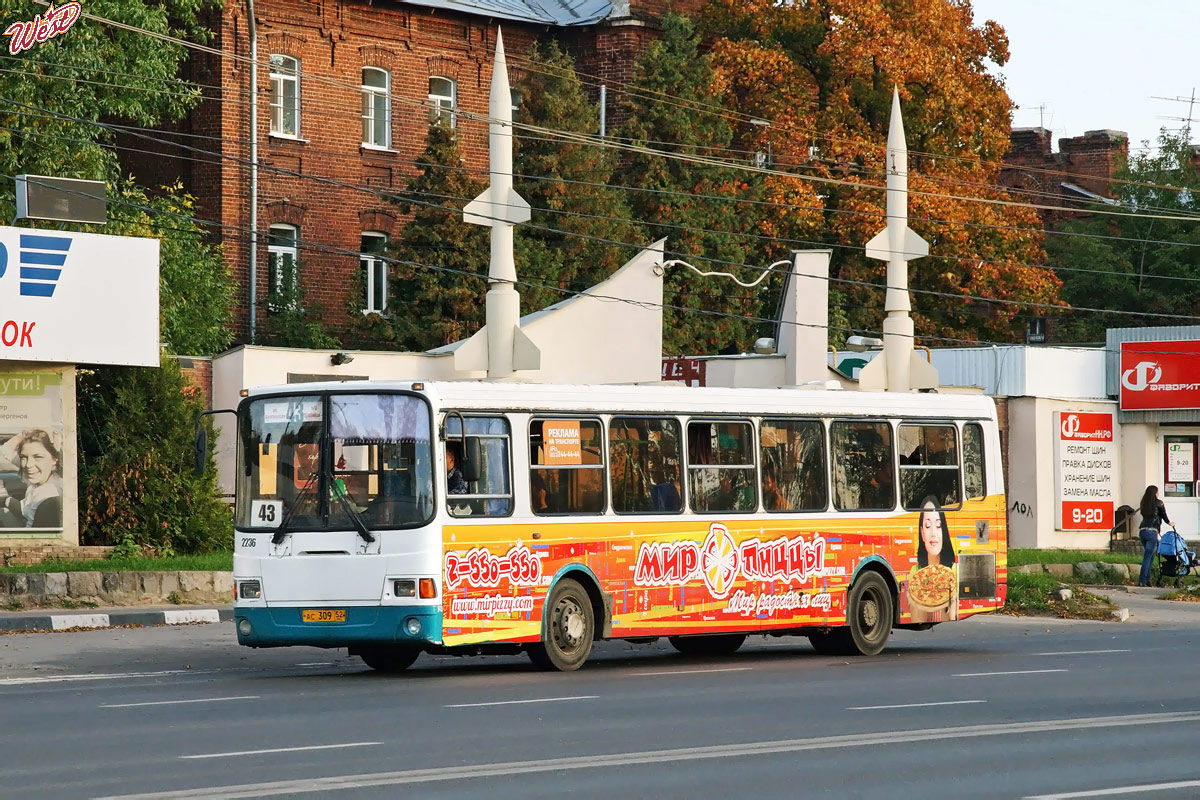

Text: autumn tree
xmin=613 ymin=14 xmax=824 ymax=354
xmin=1046 ymin=129 xmax=1200 ymax=342
xmin=513 ymin=40 xmax=643 ymax=314
xmin=701 ymin=0 xmax=1061 ymax=344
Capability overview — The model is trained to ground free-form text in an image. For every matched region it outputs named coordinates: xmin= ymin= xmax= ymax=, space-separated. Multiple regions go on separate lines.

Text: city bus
xmin=226 ymin=380 xmax=1006 ymax=671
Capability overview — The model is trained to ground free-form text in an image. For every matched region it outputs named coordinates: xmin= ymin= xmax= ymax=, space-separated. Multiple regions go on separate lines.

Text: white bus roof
xmin=244 ymin=380 xmax=996 ymax=420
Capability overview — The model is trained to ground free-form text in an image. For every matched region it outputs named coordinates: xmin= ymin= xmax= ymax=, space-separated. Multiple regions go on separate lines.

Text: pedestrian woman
xmin=1138 ymin=485 xmax=1171 ymax=586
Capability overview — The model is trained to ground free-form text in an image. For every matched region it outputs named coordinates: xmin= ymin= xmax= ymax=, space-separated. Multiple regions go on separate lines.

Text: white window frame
xmin=268 ymin=224 xmax=300 ymax=310
xmin=269 ymin=55 xmax=300 ymax=139
xmin=429 ymin=76 xmax=456 ymax=128
xmin=360 ymin=231 xmax=388 ymax=314
xmin=362 ymin=67 xmax=391 ymax=149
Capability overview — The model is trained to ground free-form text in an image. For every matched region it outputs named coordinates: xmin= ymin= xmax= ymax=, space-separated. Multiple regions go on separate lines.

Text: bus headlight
xmin=394 ymin=579 xmax=416 ymax=598
xmin=239 ymin=580 xmax=262 ymax=599
xmin=404 ymin=617 xmax=422 ymax=636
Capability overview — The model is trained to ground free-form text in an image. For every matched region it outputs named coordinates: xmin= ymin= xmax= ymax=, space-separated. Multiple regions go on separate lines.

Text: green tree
xmin=513 ymin=40 xmax=642 ymax=313
xmin=612 ymin=14 xmax=814 ymax=354
xmin=77 ymin=356 xmax=231 ymax=554
xmin=1047 ymin=129 xmax=1200 ymax=342
xmin=385 ymin=121 xmax=489 ymax=350
xmin=0 ymin=0 xmax=235 ymax=355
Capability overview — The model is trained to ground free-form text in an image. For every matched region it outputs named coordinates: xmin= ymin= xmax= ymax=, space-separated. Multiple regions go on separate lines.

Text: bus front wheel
xmin=528 ymin=578 xmax=595 ymax=672
xmin=668 ymin=634 xmax=746 ymax=657
xmin=358 ymin=646 xmax=420 ymax=673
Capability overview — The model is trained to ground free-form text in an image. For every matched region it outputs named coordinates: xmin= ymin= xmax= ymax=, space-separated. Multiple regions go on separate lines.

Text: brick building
xmin=999 ymin=127 xmax=1130 ymax=226
xmin=124 ymin=0 xmax=698 ymax=345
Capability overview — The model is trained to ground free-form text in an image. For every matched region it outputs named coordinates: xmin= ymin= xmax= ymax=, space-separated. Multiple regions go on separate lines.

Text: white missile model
xmin=857 ymin=87 xmax=939 ymax=392
xmin=454 ymin=28 xmax=541 ymax=377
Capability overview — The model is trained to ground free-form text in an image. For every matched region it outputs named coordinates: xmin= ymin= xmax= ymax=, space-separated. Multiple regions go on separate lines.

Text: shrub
xmin=77 ymin=356 xmax=231 ymax=553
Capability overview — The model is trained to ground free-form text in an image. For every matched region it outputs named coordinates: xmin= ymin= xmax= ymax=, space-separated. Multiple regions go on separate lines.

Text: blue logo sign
xmin=17 ymin=234 xmax=71 ymax=297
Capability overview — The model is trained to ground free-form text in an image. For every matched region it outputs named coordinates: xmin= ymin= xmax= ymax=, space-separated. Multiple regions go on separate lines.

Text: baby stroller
xmin=1155 ymin=528 xmax=1198 ymax=587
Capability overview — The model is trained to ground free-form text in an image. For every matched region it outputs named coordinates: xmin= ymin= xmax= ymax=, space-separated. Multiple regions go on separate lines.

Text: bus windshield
xmin=236 ymin=393 xmax=434 ymax=531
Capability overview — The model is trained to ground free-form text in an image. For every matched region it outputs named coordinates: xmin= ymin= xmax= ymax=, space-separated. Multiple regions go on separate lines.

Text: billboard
xmin=1053 ymin=411 xmax=1116 ymax=531
xmin=0 ymin=226 xmax=159 ymax=366
xmin=0 ymin=373 xmax=63 ymax=531
xmin=1119 ymin=340 xmax=1200 ymax=411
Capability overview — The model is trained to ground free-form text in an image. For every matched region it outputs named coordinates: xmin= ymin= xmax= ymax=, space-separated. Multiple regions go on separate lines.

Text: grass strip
xmin=1003 ymin=572 xmax=1119 ymax=619
xmin=0 ymin=552 xmax=233 ymax=574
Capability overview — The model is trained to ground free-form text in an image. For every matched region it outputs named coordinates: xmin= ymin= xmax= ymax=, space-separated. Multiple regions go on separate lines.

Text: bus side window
xmin=687 ymin=421 xmax=756 ymax=513
xmin=445 ymin=415 xmax=513 ymax=517
xmin=898 ymin=423 xmax=960 ymax=510
xmin=760 ymin=418 xmax=827 ymax=512
xmin=831 ymin=421 xmax=894 ymax=511
xmin=610 ymin=417 xmax=683 ymax=514
xmin=963 ymin=423 xmax=986 ymax=500
xmin=529 ymin=418 xmax=605 ymax=515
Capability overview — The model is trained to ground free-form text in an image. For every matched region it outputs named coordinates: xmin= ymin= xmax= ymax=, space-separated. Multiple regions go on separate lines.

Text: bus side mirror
xmin=462 ymin=436 xmax=482 ymax=483
xmin=193 ymin=426 xmax=208 ymax=479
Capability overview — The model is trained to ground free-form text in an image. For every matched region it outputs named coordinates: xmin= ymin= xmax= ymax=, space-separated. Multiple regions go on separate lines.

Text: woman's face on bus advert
xmin=920 ymin=502 xmax=943 ymax=558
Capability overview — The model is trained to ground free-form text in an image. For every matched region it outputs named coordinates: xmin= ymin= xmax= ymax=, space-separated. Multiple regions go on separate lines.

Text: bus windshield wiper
xmin=273 ymin=468 xmax=318 ymax=545
xmin=333 ymin=488 xmax=375 ymax=544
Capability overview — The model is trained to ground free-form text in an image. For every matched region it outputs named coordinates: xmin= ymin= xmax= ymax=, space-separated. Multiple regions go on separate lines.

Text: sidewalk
xmin=1083 ymin=584 xmax=1200 ymax=625
xmin=0 ymin=603 xmax=232 ymax=633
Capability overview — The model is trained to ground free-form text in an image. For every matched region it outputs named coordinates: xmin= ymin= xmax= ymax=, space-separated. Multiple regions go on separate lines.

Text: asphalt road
xmin=1 ymin=608 xmax=1198 ymax=800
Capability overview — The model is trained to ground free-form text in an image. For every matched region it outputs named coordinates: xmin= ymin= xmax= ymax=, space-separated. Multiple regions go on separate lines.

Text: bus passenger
xmin=762 ymin=460 xmax=792 ymax=511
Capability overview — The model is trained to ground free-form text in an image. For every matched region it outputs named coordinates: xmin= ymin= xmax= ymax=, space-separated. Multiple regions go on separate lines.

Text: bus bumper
xmin=234 ymin=605 xmax=442 ymax=649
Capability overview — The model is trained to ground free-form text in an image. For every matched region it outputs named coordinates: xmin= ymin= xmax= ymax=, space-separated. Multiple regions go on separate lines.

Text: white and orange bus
xmin=228 ymin=381 xmax=1006 ymax=671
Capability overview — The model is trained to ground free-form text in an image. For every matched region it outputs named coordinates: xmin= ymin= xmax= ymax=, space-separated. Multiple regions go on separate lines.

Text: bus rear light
xmin=239 ymin=580 xmax=262 ymax=600
xmin=394 ymin=579 xmax=417 ymax=598
xmin=419 ymin=578 xmax=437 ymax=599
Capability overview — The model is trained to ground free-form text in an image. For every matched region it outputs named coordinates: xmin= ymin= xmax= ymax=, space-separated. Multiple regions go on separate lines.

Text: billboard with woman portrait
xmin=0 ymin=373 xmax=63 ymax=530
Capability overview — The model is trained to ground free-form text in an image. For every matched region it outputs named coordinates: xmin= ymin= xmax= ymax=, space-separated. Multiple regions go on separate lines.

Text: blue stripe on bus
xmin=234 ymin=605 xmax=442 ymax=648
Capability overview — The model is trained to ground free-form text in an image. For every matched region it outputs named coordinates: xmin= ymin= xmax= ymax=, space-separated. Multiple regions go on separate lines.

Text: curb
xmin=0 ymin=608 xmax=233 ymax=633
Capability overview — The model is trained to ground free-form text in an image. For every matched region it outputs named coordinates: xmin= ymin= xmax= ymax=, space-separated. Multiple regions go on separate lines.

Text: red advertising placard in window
xmin=1120 ymin=340 xmax=1200 ymax=411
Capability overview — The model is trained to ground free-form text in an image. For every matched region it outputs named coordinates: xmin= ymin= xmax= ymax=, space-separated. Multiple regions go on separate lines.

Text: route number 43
xmin=250 ymin=500 xmax=283 ymax=528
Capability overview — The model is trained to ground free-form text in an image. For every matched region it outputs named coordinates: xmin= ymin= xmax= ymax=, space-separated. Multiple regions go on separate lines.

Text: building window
xmin=360 ymin=232 xmax=387 ymax=314
xmin=429 ymin=76 xmax=456 ymax=127
xmin=268 ymin=224 xmax=299 ymax=310
xmin=362 ymin=67 xmax=390 ymax=148
xmin=269 ymin=55 xmax=300 ymax=138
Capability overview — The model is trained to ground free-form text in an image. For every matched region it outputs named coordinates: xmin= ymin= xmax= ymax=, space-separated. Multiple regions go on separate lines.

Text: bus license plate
xmin=302 ymin=609 xmax=346 ymax=623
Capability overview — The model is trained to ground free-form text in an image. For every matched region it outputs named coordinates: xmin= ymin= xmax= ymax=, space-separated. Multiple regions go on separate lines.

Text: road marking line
xmin=633 ymin=667 xmax=753 ymax=676
xmin=180 ymin=742 xmax=381 ymax=760
xmin=1035 ymin=649 xmax=1131 ymax=656
xmin=102 ymin=695 xmax=259 ymax=709
xmin=954 ymin=669 xmax=1069 ymax=677
xmin=296 ymin=662 xmax=335 ymax=667
xmin=1026 ymin=778 xmax=1200 ymax=798
xmin=849 ymin=700 xmax=987 ymax=711
xmin=51 ymin=614 xmax=110 ymax=631
xmin=445 ymin=695 xmax=598 ymax=708
xmin=93 ymin=711 xmax=1200 ymax=799
xmin=0 ymin=662 xmax=340 ymax=686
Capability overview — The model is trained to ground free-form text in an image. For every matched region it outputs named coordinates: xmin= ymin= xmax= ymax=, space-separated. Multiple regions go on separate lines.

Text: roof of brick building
xmin=403 ymin=0 xmax=613 ymax=25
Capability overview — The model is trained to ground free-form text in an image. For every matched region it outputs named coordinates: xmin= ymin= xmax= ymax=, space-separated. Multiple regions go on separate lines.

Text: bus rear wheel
xmin=668 ymin=634 xmax=746 ymax=657
xmin=358 ymin=646 xmax=420 ymax=673
xmin=808 ymin=572 xmax=894 ymax=657
xmin=528 ymin=578 xmax=594 ymax=672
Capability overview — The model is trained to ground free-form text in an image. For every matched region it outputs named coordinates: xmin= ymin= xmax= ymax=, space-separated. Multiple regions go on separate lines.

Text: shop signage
xmin=0 ymin=225 xmax=159 ymax=366
xmin=1119 ymin=340 xmax=1200 ymax=411
xmin=1054 ymin=411 xmax=1115 ymax=531
xmin=1168 ymin=441 xmax=1195 ymax=484
xmin=661 ymin=357 xmax=706 ymax=387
